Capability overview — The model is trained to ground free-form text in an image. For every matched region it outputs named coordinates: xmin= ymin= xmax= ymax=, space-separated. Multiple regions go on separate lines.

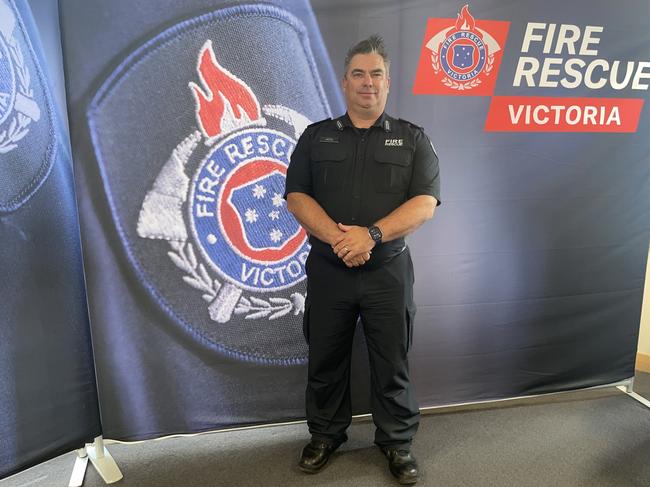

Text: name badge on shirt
xmin=319 ymin=136 xmax=339 ymax=143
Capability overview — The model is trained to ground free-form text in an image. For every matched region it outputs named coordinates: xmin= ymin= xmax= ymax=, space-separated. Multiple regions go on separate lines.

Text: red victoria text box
xmin=485 ymin=96 xmax=644 ymax=132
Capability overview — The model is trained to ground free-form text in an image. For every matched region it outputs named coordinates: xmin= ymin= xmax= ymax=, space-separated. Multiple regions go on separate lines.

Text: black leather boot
xmin=298 ymin=439 xmax=340 ymax=473
xmin=381 ymin=447 xmax=419 ymax=485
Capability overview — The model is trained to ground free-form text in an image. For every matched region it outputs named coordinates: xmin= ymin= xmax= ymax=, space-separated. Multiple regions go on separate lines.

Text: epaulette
xmin=398 ymin=118 xmax=424 ymax=131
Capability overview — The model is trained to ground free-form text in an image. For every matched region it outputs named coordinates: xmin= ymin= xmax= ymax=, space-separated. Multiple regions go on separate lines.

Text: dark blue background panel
xmin=59 ymin=0 xmax=649 ymax=441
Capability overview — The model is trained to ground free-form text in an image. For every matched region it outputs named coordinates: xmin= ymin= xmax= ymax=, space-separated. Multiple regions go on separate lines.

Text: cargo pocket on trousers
xmin=406 ymin=305 xmax=416 ymax=352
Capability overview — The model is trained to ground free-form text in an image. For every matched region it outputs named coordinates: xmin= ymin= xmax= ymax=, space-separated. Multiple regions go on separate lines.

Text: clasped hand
xmin=331 ymin=223 xmax=375 ymax=268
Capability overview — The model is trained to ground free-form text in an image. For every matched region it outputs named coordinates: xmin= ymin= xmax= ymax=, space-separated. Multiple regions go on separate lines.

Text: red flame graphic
xmin=455 ymin=5 xmax=476 ymax=31
xmin=190 ymin=40 xmax=261 ymax=138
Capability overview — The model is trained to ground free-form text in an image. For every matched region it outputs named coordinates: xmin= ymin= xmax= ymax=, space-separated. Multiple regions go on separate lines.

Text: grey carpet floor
xmin=3 ymin=372 xmax=649 ymax=487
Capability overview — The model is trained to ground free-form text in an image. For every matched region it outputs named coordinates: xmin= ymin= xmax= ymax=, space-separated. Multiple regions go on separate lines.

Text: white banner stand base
xmin=68 ymin=436 xmax=123 ymax=486
xmin=617 ymin=378 xmax=650 ymax=410
xmin=68 ymin=449 xmax=89 ymax=487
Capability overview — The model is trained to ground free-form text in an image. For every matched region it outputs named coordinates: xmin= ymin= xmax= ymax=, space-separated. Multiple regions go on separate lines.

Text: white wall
xmin=637 ymin=243 xmax=650 ymax=357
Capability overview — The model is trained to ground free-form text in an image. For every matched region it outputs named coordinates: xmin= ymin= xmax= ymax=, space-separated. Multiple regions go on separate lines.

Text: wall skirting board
xmin=637 ymin=353 xmax=650 ymax=373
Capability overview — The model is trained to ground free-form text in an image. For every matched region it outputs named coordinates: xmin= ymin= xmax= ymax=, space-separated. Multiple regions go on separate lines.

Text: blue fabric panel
xmin=0 ymin=0 xmax=100 ymax=479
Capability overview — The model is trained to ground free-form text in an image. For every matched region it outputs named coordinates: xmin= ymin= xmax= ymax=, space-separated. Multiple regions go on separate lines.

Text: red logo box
xmin=413 ymin=5 xmax=510 ymax=97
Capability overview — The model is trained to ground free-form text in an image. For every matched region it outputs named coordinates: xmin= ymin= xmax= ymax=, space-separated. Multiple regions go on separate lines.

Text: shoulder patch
xmin=86 ymin=4 xmax=336 ymax=365
xmin=419 ymin=132 xmax=438 ymax=158
xmin=306 ymin=117 xmax=331 ymax=129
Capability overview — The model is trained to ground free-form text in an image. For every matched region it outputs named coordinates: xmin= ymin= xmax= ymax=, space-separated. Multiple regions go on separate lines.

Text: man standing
xmin=284 ymin=35 xmax=440 ymax=485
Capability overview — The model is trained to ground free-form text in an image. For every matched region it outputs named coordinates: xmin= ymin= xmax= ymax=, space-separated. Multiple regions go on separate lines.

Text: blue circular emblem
xmin=189 ymin=128 xmax=309 ymax=292
xmin=439 ymin=31 xmax=486 ymax=81
xmin=0 ymin=33 xmax=16 ymax=125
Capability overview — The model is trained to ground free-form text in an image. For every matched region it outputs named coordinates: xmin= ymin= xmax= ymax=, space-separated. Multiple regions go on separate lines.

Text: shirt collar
xmin=335 ymin=112 xmax=392 ymax=132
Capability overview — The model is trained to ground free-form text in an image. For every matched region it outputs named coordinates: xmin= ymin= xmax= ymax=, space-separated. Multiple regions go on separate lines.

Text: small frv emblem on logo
xmin=385 ymin=139 xmax=403 ymax=146
xmin=427 ymin=5 xmax=498 ymax=91
xmin=413 ymin=4 xmax=510 ymax=96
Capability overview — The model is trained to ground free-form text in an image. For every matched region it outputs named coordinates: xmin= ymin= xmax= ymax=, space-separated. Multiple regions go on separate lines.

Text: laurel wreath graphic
xmin=168 ymin=241 xmax=217 ymax=300
xmin=485 ymin=54 xmax=495 ymax=75
xmin=234 ymin=294 xmax=304 ymax=320
xmin=441 ymin=77 xmax=482 ymax=90
xmin=0 ymin=36 xmax=33 ymax=154
xmin=168 ymin=240 xmax=306 ymax=321
xmin=431 ymin=51 xmax=495 ymax=91
xmin=431 ymin=51 xmax=441 ymax=74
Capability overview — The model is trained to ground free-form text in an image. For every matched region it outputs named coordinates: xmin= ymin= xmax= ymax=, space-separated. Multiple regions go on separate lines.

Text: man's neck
xmin=347 ymin=110 xmax=382 ymax=129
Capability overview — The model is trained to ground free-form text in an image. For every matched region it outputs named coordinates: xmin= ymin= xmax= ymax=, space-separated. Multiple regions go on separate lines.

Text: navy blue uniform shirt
xmin=285 ymin=112 xmax=440 ymax=262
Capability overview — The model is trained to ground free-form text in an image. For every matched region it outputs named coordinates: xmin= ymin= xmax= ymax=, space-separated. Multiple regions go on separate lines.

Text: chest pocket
xmin=310 ymin=144 xmax=347 ymax=192
xmin=373 ymin=147 xmax=413 ymax=194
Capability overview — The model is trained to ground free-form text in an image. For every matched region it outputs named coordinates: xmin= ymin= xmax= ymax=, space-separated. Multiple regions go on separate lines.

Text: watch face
xmin=370 ymin=226 xmax=382 ymax=241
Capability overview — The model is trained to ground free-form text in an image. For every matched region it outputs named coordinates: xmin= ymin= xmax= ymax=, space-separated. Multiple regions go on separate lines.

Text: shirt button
xmin=351 ymin=217 xmax=357 ymax=221
xmin=353 ymin=195 xmax=360 ymax=199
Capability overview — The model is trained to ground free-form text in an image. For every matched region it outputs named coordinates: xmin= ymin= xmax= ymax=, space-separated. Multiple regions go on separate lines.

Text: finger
xmin=331 ymin=234 xmax=346 ymax=248
xmin=344 ymin=255 xmax=358 ymax=266
xmin=341 ymin=245 xmax=358 ymax=258
xmin=333 ymin=240 xmax=352 ymax=254
xmin=338 ymin=222 xmax=353 ymax=231
xmin=346 ymin=249 xmax=365 ymax=260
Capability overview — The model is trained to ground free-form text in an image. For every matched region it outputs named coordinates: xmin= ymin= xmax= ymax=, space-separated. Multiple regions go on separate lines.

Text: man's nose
xmin=362 ymin=74 xmax=373 ymax=85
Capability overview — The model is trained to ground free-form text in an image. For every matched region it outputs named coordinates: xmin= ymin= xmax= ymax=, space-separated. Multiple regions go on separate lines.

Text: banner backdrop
xmin=60 ymin=0 xmax=649 ymax=440
xmin=0 ymin=0 xmax=100 ymax=479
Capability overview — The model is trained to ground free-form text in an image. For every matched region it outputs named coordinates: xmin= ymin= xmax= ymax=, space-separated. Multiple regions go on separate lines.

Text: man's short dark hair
xmin=344 ymin=34 xmax=390 ymax=76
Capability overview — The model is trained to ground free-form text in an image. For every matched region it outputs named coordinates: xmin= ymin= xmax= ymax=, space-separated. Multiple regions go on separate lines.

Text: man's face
xmin=342 ymin=53 xmax=390 ymax=117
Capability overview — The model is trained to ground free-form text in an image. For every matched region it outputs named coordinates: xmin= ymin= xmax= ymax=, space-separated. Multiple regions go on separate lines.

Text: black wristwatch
xmin=368 ymin=225 xmax=383 ymax=244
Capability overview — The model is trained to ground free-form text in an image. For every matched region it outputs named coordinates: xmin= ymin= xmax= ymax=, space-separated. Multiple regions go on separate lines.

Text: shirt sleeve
xmin=408 ymin=129 xmax=441 ymax=205
xmin=283 ymin=127 xmax=313 ymax=199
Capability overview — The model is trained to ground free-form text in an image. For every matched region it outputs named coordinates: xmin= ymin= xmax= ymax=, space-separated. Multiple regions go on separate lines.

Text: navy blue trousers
xmin=303 ymin=248 xmax=420 ymax=448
